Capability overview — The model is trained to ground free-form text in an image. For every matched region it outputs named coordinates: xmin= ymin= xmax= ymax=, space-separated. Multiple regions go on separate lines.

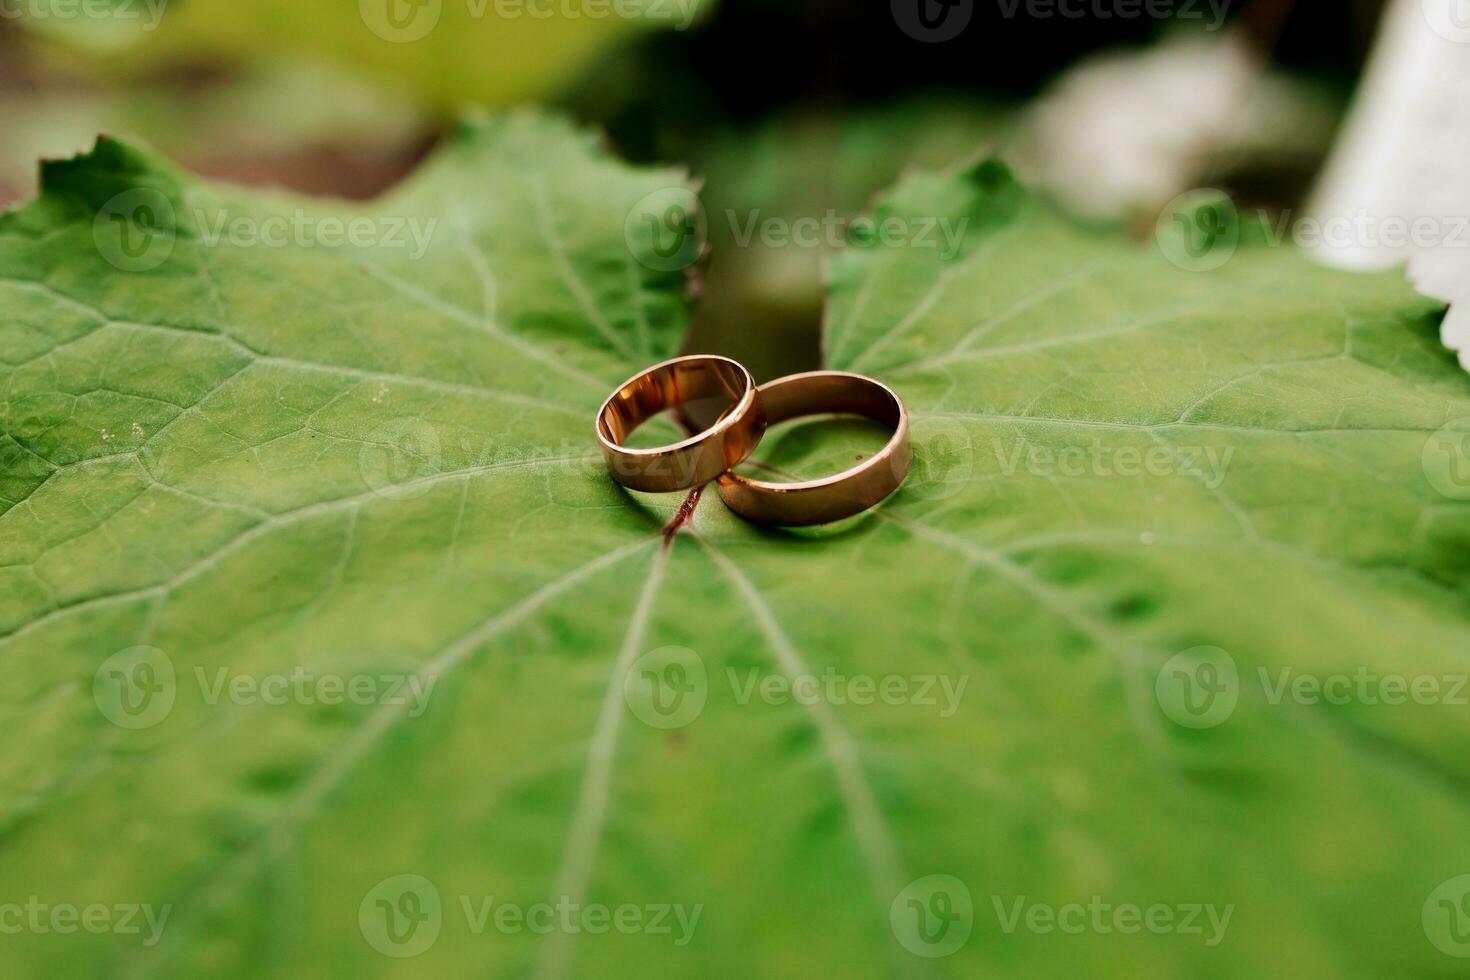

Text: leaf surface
xmin=3 ymin=115 xmax=1470 ymax=979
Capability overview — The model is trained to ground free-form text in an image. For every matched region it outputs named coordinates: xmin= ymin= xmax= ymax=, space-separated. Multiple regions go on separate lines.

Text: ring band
xmin=596 ymin=354 xmax=767 ymax=493
xmin=716 ymin=371 xmax=911 ymax=526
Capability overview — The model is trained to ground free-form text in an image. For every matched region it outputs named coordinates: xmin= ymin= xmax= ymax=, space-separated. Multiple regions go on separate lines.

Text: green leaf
xmin=4 ymin=114 xmax=1470 ymax=980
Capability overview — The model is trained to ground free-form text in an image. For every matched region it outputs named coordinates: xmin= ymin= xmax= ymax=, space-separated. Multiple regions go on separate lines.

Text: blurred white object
xmin=1010 ymin=32 xmax=1326 ymax=221
xmin=1307 ymin=0 xmax=1470 ymax=369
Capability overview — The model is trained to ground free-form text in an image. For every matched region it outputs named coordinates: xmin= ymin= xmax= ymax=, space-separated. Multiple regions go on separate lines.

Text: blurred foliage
xmin=673 ymin=96 xmax=1014 ymax=380
xmin=0 ymin=61 xmax=426 ymax=204
xmin=15 ymin=0 xmax=713 ymax=107
xmin=0 ymin=0 xmax=1374 ymax=383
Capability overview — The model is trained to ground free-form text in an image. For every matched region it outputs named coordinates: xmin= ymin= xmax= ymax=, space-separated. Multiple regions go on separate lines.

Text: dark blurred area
xmin=609 ymin=0 xmax=1377 ymax=127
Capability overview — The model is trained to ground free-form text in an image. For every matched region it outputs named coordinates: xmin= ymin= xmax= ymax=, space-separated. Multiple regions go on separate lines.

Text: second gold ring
xmin=717 ymin=371 xmax=911 ymax=526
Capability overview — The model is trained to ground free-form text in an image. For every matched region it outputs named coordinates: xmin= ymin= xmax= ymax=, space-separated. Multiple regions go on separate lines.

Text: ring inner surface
xmin=734 ymin=374 xmax=900 ymax=487
xmin=599 ymin=358 xmax=746 ymax=447
xmin=761 ymin=374 xmax=900 ymax=430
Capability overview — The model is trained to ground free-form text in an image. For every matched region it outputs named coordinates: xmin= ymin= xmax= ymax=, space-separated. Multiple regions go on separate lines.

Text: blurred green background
xmin=0 ymin=0 xmax=1385 ymax=375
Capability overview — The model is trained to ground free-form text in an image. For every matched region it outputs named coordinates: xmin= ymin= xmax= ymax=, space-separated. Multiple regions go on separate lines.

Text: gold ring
xmin=716 ymin=371 xmax=911 ymax=526
xmin=596 ymin=354 xmax=767 ymax=493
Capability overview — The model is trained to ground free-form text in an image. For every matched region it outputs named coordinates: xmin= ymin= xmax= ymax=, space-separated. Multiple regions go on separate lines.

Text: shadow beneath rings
xmin=722 ymin=503 xmax=883 ymax=543
xmin=614 ymin=484 xmax=689 ymax=532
